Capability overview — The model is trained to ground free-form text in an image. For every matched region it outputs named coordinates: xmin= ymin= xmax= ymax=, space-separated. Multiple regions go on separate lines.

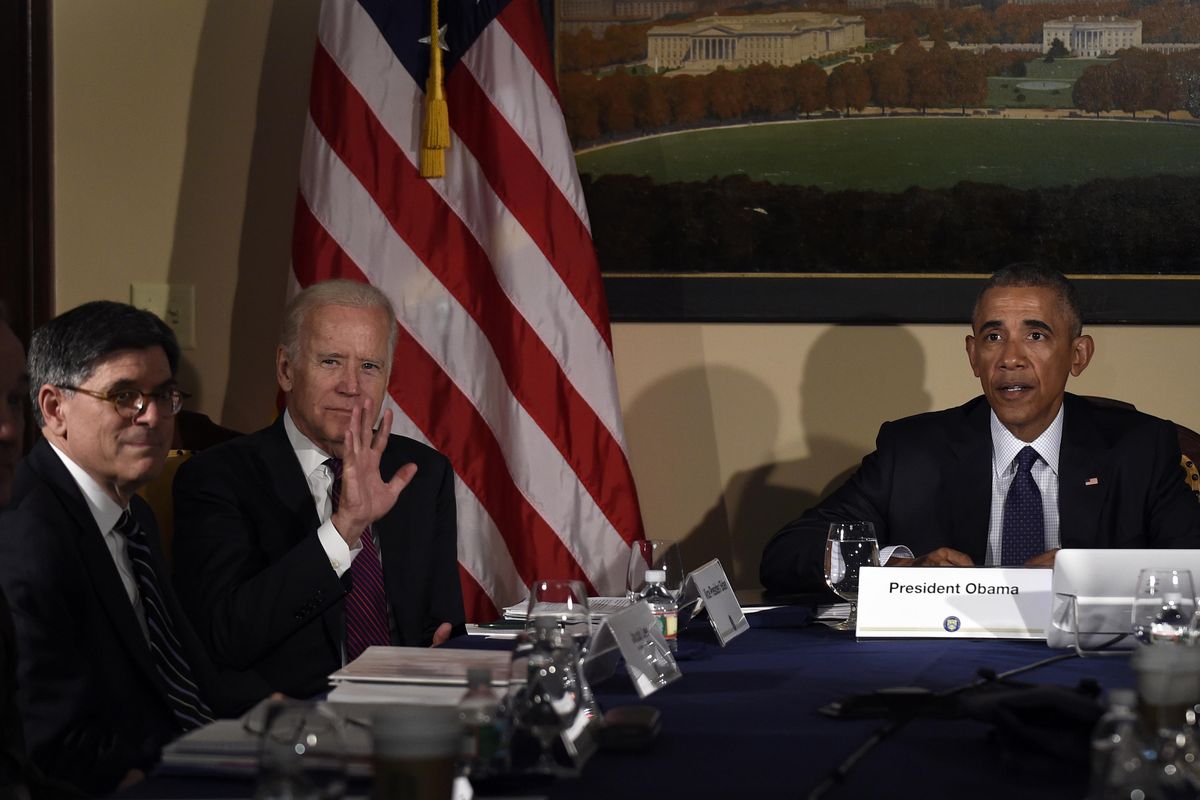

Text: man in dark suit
xmin=0 ymin=306 xmax=34 ymax=794
xmin=0 ymin=302 xmax=260 ymax=794
xmin=172 ymin=279 xmax=464 ymax=699
xmin=760 ymin=264 xmax=1200 ymax=594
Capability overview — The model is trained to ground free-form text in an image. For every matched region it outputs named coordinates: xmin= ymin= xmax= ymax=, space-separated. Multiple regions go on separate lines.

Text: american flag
xmin=291 ymin=0 xmax=644 ymax=620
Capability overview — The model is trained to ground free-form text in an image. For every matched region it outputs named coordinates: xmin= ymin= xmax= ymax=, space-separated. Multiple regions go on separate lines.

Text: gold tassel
xmin=420 ymin=0 xmax=450 ymax=178
xmin=419 ymin=146 xmax=444 ymax=178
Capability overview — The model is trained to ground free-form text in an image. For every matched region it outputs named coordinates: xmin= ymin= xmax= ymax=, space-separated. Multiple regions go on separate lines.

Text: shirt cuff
xmin=317 ymin=519 xmax=362 ymax=578
xmin=881 ymin=545 xmax=913 ymax=564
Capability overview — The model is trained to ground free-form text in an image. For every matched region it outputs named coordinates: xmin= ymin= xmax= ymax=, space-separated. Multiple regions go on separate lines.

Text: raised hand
xmin=332 ymin=397 xmax=417 ymax=546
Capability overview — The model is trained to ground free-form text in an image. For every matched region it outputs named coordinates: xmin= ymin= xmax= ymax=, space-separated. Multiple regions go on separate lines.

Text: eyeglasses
xmin=57 ymin=385 xmax=189 ymax=419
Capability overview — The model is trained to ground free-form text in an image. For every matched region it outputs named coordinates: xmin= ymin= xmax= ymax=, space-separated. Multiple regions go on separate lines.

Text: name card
xmin=855 ymin=566 xmax=1053 ymax=639
xmin=678 ymin=559 xmax=750 ymax=646
xmin=601 ymin=601 xmax=682 ymax=698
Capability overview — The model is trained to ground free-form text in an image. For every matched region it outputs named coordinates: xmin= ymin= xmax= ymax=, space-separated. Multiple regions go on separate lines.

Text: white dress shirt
xmin=47 ymin=441 xmax=149 ymax=640
xmin=875 ymin=404 xmax=1064 ymax=567
xmin=985 ymin=405 xmax=1063 ymax=565
xmin=283 ymin=411 xmax=364 ymax=578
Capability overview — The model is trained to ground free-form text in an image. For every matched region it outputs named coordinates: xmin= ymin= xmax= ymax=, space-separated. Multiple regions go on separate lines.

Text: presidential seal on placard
xmin=943 ymin=616 xmax=962 ymax=633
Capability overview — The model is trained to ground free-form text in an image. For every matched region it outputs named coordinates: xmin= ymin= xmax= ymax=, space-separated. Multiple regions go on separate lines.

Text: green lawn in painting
xmin=574 ymin=117 xmax=1200 ymax=192
xmin=985 ymin=77 xmax=1075 ymax=109
xmin=985 ymin=57 xmax=1113 ymax=108
xmin=1023 ymin=57 xmax=1113 ymax=80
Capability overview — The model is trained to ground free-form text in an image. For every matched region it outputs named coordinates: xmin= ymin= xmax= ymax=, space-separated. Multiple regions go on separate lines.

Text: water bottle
xmin=639 ymin=569 xmax=678 ymax=654
xmin=1088 ymin=689 xmax=1148 ymax=800
xmin=457 ymin=666 xmax=504 ymax=779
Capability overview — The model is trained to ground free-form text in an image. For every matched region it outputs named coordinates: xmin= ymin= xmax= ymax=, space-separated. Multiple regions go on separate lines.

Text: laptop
xmin=1047 ymin=548 xmax=1200 ymax=650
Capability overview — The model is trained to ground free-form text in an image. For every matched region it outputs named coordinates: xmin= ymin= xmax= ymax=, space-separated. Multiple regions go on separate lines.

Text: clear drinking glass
xmin=1132 ymin=569 xmax=1197 ymax=644
xmin=526 ymin=579 xmax=591 ymax=645
xmin=824 ymin=521 xmax=880 ymax=632
xmin=519 ymin=618 xmax=582 ymax=774
xmin=254 ymin=700 xmax=348 ymax=800
xmin=625 ymin=539 xmax=684 ymax=600
xmin=525 ymin=579 xmax=599 ymax=720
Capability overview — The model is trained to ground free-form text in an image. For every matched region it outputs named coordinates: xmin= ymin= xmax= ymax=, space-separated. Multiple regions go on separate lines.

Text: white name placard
xmin=602 ymin=601 xmax=682 ymax=698
xmin=678 ymin=559 xmax=749 ymax=646
xmin=855 ymin=566 xmax=1053 ymax=639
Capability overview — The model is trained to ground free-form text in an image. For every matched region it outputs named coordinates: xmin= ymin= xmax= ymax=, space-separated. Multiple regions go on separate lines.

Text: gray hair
xmin=281 ymin=279 xmax=399 ymax=367
xmin=29 ymin=301 xmax=180 ymax=427
xmin=973 ymin=262 xmax=1083 ymax=339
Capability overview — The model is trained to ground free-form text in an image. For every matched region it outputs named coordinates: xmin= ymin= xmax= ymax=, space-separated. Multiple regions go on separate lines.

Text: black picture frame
xmin=603 ymin=273 xmax=1200 ymax=324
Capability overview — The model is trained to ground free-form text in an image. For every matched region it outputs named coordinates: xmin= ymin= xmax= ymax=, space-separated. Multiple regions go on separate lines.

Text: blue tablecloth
xmin=548 ymin=605 xmax=1129 ymax=799
xmin=129 ymin=606 xmax=1132 ymax=799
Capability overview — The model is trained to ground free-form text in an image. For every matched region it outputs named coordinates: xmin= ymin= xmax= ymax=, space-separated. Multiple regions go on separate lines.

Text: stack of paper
xmin=501 ymin=596 xmax=632 ymax=623
xmin=326 ymin=646 xmax=514 ymax=707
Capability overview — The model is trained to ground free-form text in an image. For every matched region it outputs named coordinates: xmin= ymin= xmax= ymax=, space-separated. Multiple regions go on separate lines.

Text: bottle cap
xmin=466 ymin=667 xmax=492 ymax=688
xmin=645 ymin=569 xmax=666 ymax=582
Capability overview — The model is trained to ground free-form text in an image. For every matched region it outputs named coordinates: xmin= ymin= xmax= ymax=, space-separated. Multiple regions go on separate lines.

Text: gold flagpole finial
xmin=420 ymin=0 xmax=450 ymax=178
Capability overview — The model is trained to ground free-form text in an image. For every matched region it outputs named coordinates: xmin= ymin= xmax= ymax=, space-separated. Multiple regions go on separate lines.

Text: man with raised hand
xmin=173 ymin=279 xmax=464 ymax=699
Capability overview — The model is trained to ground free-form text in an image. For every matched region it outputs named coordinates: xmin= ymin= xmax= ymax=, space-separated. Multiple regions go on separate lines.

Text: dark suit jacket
xmin=760 ymin=394 xmax=1200 ymax=594
xmin=0 ymin=440 xmax=261 ymax=795
xmin=172 ymin=416 xmax=465 ymax=699
xmin=0 ymin=585 xmax=27 ymax=793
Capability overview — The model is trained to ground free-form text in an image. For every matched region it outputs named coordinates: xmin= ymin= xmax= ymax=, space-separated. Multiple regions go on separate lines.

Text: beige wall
xmin=613 ymin=324 xmax=1200 ymax=589
xmin=52 ymin=2 xmax=1200 ymax=591
xmin=53 ymin=0 xmax=321 ymax=433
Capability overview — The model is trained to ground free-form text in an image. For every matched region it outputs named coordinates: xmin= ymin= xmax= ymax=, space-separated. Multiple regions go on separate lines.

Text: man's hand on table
xmin=888 ymin=547 xmax=975 ymax=567
xmin=431 ymin=622 xmax=452 ymax=646
xmin=1023 ymin=548 xmax=1059 ymax=568
xmin=887 ymin=547 xmax=1059 ymax=568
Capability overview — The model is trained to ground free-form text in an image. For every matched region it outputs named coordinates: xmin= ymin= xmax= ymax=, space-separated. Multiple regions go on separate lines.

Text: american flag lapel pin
xmin=1085 ymin=477 xmax=1100 ymax=486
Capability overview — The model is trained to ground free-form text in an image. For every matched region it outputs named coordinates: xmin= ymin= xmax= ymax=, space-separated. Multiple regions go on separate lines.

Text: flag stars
xmin=419 ymin=24 xmax=450 ymax=51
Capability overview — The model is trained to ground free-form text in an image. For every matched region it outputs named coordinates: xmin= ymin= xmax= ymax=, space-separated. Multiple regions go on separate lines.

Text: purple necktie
xmin=326 ymin=458 xmax=391 ymax=661
xmin=1001 ymin=446 xmax=1045 ymax=566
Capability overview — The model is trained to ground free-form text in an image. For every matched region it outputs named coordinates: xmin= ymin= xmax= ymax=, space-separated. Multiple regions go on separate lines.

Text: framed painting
xmin=550 ymin=0 xmax=1200 ymax=321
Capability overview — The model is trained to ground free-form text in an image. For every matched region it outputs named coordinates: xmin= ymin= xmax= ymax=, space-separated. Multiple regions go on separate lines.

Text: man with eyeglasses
xmin=0 ymin=301 xmax=262 ymax=794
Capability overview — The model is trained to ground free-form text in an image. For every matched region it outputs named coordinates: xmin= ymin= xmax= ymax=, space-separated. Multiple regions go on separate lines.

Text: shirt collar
xmin=283 ymin=410 xmax=334 ymax=478
xmin=46 ymin=441 xmax=126 ymax=535
xmin=990 ymin=403 xmax=1064 ymax=479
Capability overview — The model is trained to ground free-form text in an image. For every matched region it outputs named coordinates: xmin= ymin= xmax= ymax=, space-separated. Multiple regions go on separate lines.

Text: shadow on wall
xmin=622 ymin=363 xmax=776 ymax=590
xmin=627 ymin=326 xmax=933 ymax=592
xmin=166 ymin=0 xmax=321 ymax=433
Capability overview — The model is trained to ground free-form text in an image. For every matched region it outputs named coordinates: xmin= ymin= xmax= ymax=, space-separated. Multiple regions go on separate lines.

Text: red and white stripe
xmin=293 ymin=0 xmax=644 ymax=619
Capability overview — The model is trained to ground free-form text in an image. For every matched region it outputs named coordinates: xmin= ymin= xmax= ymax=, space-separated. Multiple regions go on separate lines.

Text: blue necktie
xmin=1001 ymin=446 xmax=1045 ymax=566
xmin=115 ymin=510 xmax=214 ymax=731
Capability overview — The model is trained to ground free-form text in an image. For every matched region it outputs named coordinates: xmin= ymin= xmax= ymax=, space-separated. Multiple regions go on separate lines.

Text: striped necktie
xmin=1001 ymin=446 xmax=1045 ymax=566
xmin=114 ymin=509 xmax=214 ymax=731
xmin=325 ymin=458 xmax=391 ymax=661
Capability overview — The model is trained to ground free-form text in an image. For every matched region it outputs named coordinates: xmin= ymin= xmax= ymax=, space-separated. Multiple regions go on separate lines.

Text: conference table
xmin=132 ymin=604 xmax=1132 ymax=799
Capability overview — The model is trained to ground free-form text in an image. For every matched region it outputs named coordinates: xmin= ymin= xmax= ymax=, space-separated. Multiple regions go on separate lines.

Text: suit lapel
xmin=946 ymin=400 xmax=993 ymax=565
xmin=25 ymin=442 xmax=164 ymax=693
xmin=261 ymin=417 xmax=322 ymax=537
xmin=263 ymin=417 xmax=344 ymax=651
xmin=1058 ymin=395 xmax=1111 ymax=548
